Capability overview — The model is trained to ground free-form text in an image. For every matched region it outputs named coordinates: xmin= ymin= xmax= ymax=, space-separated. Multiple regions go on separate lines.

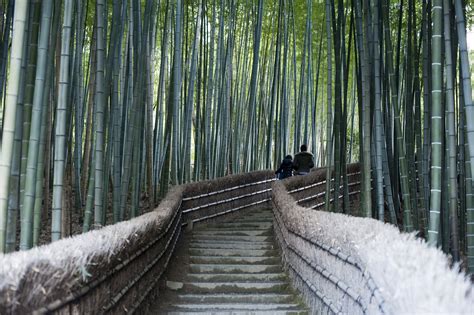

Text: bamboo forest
xmin=0 ymin=0 xmax=473 ymax=276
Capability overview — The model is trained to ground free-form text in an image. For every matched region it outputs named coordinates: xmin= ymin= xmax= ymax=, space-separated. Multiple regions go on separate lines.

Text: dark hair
xmin=285 ymin=155 xmax=292 ymax=160
xmin=300 ymin=144 xmax=307 ymax=152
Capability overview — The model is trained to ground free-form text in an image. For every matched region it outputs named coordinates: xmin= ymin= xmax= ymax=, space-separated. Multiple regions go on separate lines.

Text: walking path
xmin=155 ymin=208 xmax=308 ymax=314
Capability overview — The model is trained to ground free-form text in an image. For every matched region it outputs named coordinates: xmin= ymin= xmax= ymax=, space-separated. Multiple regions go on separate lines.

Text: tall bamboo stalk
xmin=243 ymin=0 xmax=263 ymax=172
xmin=443 ymin=0 xmax=459 ymax=260
xmin=170 ymin=0 xmax=182 ymax=185
xmin=428 ymin=0 xmax=443 ymax=247
xmin=373 ymin=0 xmax=384 ymax=222
xmin=21 ymin=0 xmax=53 ymax=250
xmin=52 ymin=0 xmax=74 ymax=241
xmin=94 ymin=0 xmax=106 ymax=228
xmin=324 ymin=0 xmax=333 ymax=213
xmin=354 ymin=0 xmax=371 ymax=217
xmin=0 ymin=1 xmax=29 ymax=252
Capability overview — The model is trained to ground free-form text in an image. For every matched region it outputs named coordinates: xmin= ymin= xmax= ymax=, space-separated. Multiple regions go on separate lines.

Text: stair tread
xmin=190 ymin=255 xmax=278 ymax=258
xmin=189 ymin=240 xmax=274 ymax=245
xmin=192 ymin=231 xmax=272 ymax=236
xmin=174 ymin=293 xmax=299 ymax=305
xmin=188 ymin=243 xmax=275 ymax=250
xmin=190 ymin=263 xmax=281 ymax=267
xmin=187 ymin=273 xmax=286 ymax=281
xmin=163 ymin=310 xmax=307 ymax=315
xmin=214 ymin=222 xmax=272 ymax=226
xmin=190 ymin=255 xmax=278 ymax=260
xmin=185 ymin=281 xmax=288 ymax=284
xmin=208 ymin=227 xmax=272 ymax=231
xmin=182 ymin=281 xmax=290 ymax=293
xmin=177 ymin=293 xmax=294 ymax=298
xmin=189 ymin=265 xmax=283 ymax=274
xmin=189 ymin=248 xmax=277 ymax=254
xmin=193 ymin=230 xmax=271 ymax=234
xmin=191 ymin=236 xmax=271 ymax=242
xmin=169 ymin=303 xmax=303 ymax=310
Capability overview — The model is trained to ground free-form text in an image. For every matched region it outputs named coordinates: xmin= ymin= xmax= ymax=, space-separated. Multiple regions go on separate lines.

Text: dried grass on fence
xmin=272 ymin=180 xmax=473 ymax=314
xmin=182 ymin=170 xmax=274 ymax=224
xmin=0 ymin=186 xmax=184 ymax=314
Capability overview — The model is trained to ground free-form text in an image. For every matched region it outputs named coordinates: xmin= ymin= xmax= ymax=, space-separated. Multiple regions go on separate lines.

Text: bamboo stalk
xmin=0 ymin=1 xmax=29 ymax=252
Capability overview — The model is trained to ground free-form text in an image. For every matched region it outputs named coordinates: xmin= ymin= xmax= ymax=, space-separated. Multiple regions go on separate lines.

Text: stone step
xmin=182 ymin=281 xmax=289 ymax=293
xmin=189 ymin=248 xmax=278 ymax=257
xmin=234 ymin=214 xmax=273 ymax=219
xmin=187 ymin=273 xmax=287 ymax=282
xmin=190 ymin=255 xmax=280 ymax=265
xmin=191 ymin=235 xmax=272 ymax=242
xmin=154 ymin=207 xmax=307 ymax=315
xmin=208 ymin=226 xmax=272 ymax=232
xmin=169 ymin=303 xmax=303 ymax=311
xmin=176 ymin=293 xmax=295 ymax=304
xmin=189 ymin=264 xmax=282 ymax=274
xmin=189 ymin=242 xmax=275 ymax=250
xmin=214 ymin=222 xmax=273 ymax=228
xmin=236 ymin=216 xmax=273 ymax=221
xmin=202 ymin=226 xmax=272 ymax=231
xmin=193 ymin=229 xmax=272 ymax=237
xmin=231 ymin=219 xmax=274 ymax=223
xmin=164 ymin=310 xmax=308 ymax=315
xmin=195 ymin=226 xmax=271 ymax=232
xmin=230 ymin=213 xmax=273 ymax=222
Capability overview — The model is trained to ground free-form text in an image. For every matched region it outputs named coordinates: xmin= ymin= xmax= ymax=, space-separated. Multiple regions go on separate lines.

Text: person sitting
xmin=275 ymin=155 xmax=294 ymax=180
xmin=293 ymin=144 xmax=314 ymax=175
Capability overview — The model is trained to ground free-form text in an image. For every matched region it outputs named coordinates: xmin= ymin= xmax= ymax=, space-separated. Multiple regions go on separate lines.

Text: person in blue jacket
xmin=275 ymin=155 xmax=294 ymax=179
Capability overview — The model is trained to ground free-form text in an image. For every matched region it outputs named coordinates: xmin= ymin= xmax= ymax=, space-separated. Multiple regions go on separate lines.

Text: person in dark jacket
xmin=275 ymin=155 xmax=293 ymax=179
xmin=293 ymin=144 xmax=314 ymax=175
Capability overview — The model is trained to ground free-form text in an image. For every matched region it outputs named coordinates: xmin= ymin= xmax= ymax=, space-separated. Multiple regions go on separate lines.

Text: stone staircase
xmin=157 ymin=208 xmax=308 ymax=314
